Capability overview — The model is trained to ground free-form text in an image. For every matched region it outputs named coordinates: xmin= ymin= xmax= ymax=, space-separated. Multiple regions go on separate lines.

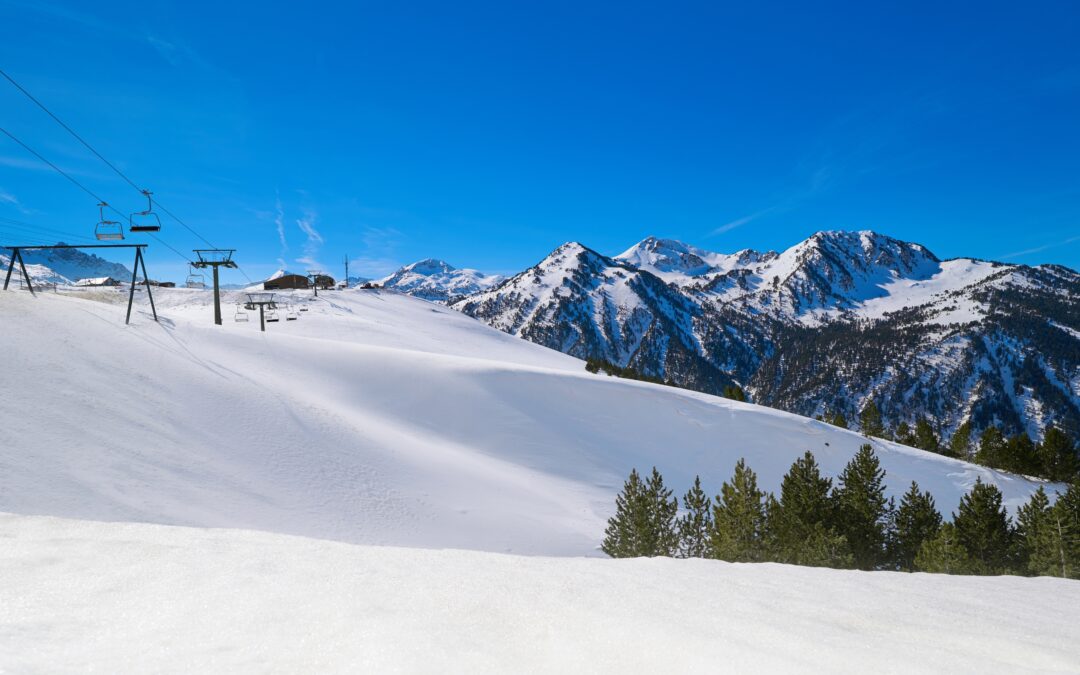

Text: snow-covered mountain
xmin=13 ymin=243 xmax=133 ymax=284
xmin=455 ymin=231 xmax=1080 ymax=438
xmin=1 ymin=288 xmax=1057 ymax=557
xmin=377 ymin=258 xmax=504 ymax=303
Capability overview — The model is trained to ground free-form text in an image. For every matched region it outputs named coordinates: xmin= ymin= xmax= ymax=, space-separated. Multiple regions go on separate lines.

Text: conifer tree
xmin=1046 ymin=482 xmax=1080 ymax=579
xmin=602 ymin=468 xmax=649 ymax=557
xmin=976 ymin=427 xmax=1007 ymax=469
xmin=644 ymin=466 xmax=679 ymax=556
xmin=833 ymin=444 xmax=891 ymax=570
xmin=1005 ymin=433 xmax=1039 ymax=476
xmin=1038 ymin=428 xmax=1079 ymax=482
xmin=948 ymin=421 xmax=973 ymax=460
xmin=772 ymin=451 xmax=849 ymax=567
xmin=952 ymin=479 xmax=1014 ymax=574
xmin=722 ymin=385 xmax=747 ymax=402
xmin=890 ymin=481 xmax=943 ymax=571
xmin=893 ymin=422 xmax=915 ymax=447
xmin=677 ymin=475 xmax=712 ymax=558
xmin=913 ymin=418 xmax=941 ymax=454
xmin=828 ymin=411 xmax=848 ymax=429
xmin=1015 ymin=487 xmax=1053 ymax=576
xmin=601 ymin=467 xmax=677 ymax=558
xmin=859 ymin=401 xmax=885 ymax=438
xmin=709 ymin=459 xmax=769 ymax=562
xmin=914 ymin=522 xmax=970 ymax=574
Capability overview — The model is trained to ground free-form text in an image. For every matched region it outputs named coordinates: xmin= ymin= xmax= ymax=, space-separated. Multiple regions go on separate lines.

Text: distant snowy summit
xmin=376 ymin=258 xmax=504 ymax=303
xmin=2 ymin=243 xmax=133 ymax=285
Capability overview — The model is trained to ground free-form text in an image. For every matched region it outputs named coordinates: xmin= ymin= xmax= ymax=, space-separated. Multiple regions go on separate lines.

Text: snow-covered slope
xmin=14 ymin=243 xmax=132 ymax=283
xmin=377 ymin=258 xmax=503 ymax=303
xmin=4 ymin=513 xmax=1078 ymax=673
xmin=0 ymin=288 xmax=1060 ymax=555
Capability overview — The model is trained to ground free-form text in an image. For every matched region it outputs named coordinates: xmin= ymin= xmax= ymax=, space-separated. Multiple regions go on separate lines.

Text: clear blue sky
xmin=1 ymin=1 xmax=1078 ymax=283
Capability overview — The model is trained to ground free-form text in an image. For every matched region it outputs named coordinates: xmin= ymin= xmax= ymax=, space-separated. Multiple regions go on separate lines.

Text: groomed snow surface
xmin=1 ymin=287 xmax=1075 ymax=671
xmin=4 ymin=514 xmax=1079 ymax=673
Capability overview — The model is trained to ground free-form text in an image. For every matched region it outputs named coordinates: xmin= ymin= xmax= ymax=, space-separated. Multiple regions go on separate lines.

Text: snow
xmin=0 ymin=288 xmax=1061 ymax=557
xmin=377 ymin=258 xmax=504 ymax=302
xmin=2 ymin=513 xmax=1078 ymax=673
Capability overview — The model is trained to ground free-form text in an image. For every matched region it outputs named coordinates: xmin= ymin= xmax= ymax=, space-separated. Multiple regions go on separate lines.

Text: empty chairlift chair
xmin=234 ymin=303 xmax=249 ymax=322
xmin=185 ymin=264 xmax=206 ymax=289
xmin=94 ymin=201 xmax=124 ymax=241
xmin=285 ymin=304 xmax=298 ymax=321
xmin=266 ymin=306 xmax=279 ymax=322
xmin=129 ymin=189 xmax=162 ymax=233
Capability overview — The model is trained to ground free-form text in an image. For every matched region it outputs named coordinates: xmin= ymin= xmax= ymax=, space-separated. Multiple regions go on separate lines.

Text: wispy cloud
xmin=1000 ymin=235 xmax=1080 ymax=260
xmin=0 ymin=187 xmax=32 ymax=215
xmin=712 ymin=206 xmax=783 ymax=235
xmin=295 ymin=208 xmax=324 ymax=270
xmin=274 ymin=192 xmax=288 ymax=268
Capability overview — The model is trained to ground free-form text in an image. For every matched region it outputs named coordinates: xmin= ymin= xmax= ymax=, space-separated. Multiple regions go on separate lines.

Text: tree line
xmin=833 ymin=402 xmax=1079 ymax=483
xmin=602 ymin=445 xmax=1080 ymax=579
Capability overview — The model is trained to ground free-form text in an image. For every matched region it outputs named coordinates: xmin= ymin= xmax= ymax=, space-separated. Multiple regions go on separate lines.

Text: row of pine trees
xmin=602 ymin=445 xmax=1079 ymax=578
xmin=835 ymin=402 xmax=1079 ymax=483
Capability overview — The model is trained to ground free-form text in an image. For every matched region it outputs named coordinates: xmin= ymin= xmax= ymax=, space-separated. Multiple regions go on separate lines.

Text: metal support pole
xmin=126 ymin=248 xmax=139 ymax=324
xmin=3 ymin=247 xmax=15 ymax=289
xmin=212 ymin=266 xmax=222 ymax=325
xmin=259 ymin=304 xmax=265 ymax=332
xmin=139 ymin=248 xmax=158 ymax=322
xmin=16 ymin=249 xmax=34 ymax=295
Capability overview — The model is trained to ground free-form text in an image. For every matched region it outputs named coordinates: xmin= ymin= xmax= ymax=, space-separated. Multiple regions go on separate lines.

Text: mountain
xmin=1 ymin=288 xmax=1055 ymax=557
xmin=377 ymin=258 xmax=504 ymax=303
xmin=455 ymin=231 xmax=1080 ymax=439
xmin=16 ymin=243 xmax=133 ymax=284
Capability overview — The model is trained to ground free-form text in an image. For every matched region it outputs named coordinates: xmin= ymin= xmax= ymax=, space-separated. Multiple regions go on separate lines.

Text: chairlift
xmin=94 ymin=202 xmax=125 ymax=241
xmin=234 ymin=303 xmax=249 ymax=322
xmin=129 ymin=189 xmax=162 ymax=233
xmin=185 ymin=264 xmax=206 ymax=289
xmin=285 ymin=304 xmax=298 ymax=321
xmin=266 ymin=307 xmax=280 ymax=322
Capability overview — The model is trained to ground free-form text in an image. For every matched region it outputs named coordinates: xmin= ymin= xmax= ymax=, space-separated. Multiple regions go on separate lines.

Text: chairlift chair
xmin=185 ymin=264 xmax=206 ymax=289
xmin=285 ymin=304 xmax=298 ymax=321
xmin=234 ymin=303 xmax=249 ymax=322
xmin=129 ymin=189 xmax=162 ymax=233
xmin=266 ymin=307 xmax=280 ymax=323
xmin=94 ymin=202 xmax=124 ymax=241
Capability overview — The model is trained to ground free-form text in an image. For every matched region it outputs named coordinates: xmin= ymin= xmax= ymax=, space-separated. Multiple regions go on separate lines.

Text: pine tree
xmin=1005 ymin=433 xmax=1039 ymax=475
xmin=952 ymin=479 xmax=1014 ymax=574
xmin=1046 ymin=482 xmax=1080 ymax=579
xmin=722 ymin=385 xmax=747 ymax=402
xmin=913 ymin=418 xmax=941 ymax=454
xmin=828 ymin=411 xmax=848 ymax=429
xmin=832 ymin=444 xmax=891 ymax=570
xmin=948 ymin=421 xmax=973 ymax=460
xmin=1038 ymin=428 xmax=1079 ymax=482
xmin=893 ymin=422 xmax=915 ymax=447
xmin=976 ymin=427 xmax=1007 ymax=469
xmin=644 ymin=466 xmax=679 ymax=556
xmin=677 ymin=475 xmax=712 ymax=558
xmin=602 ymin=468 xmax=648 ymax=557
xmin=859 ymin=401 xmax=885 ymax=438
xmin=771 ymin=451 xmax=850 ymax=567
xmin=890 ymin=481 xmax=943 ymax=571
xmin=1015 ymin=487 xmax=1053 ymax=576
xmin=915 ymin=522 xmax=970 ymax=574
xmin=601 ymin=467 xmax=677 ymax=558
xmin=709 ymin=459 xmax=769 ymax=562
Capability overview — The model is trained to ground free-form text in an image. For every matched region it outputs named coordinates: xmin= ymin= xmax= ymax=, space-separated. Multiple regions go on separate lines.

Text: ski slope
xmin=3 ymin=514 xmax=1079 ymax=673
xmin=0 ymin=287 xmax=1062 ymax=555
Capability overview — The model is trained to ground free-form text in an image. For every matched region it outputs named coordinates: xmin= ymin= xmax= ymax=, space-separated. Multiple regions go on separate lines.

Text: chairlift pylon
xmin=94 ymin=201 xmax=124 ymax=241
xmin=129 ymin=189 xmax=162 ymax=233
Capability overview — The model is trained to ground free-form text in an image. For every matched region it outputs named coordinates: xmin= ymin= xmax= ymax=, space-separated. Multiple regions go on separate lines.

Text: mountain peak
xmin=402 ymin=258 xmax=456 ymax=276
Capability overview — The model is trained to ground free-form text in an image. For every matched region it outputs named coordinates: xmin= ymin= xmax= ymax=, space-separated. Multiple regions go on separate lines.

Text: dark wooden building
xmin=264 ymin=274 xmax=310 ymax=290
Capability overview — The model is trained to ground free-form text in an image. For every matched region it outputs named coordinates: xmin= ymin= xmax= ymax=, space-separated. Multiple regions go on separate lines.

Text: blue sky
xmin=1 ymin=1 xmax=1078 ymax=283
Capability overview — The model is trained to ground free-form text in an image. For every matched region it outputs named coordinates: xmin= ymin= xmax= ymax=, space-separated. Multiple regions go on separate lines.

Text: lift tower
xmin=192 ymin=249 xmax=237 ymax=325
